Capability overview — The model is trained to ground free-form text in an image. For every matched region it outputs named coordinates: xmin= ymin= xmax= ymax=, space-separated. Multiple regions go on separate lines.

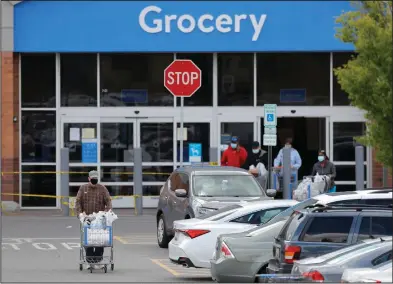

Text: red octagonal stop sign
xmin=164 ymin=60 xmax=202 ymax=97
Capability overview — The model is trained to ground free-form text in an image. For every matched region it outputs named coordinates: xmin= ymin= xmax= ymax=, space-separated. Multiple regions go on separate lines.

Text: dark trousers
xmin=85 ymin=247 xmax=104 ymax=263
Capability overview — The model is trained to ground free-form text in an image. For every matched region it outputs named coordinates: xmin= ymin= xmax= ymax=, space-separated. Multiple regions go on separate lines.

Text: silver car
xmin=156 ymin=166 xmax=276 ymax=248
xmin=291 ymin=236 xmax=393 ymax=282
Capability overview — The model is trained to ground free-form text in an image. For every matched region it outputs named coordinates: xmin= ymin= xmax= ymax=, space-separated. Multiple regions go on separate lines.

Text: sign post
xmin=263 ymin=104 xmax=277 ymax=189
xmin=164 ymin=59 xmax=202 ymax=166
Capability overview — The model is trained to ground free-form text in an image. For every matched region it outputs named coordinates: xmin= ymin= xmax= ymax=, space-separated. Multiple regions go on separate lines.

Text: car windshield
xmin=193 ymin=175 xmax=265 ymax=197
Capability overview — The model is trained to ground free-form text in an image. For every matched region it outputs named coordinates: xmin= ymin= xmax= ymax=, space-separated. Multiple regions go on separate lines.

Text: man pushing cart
xmin=75 ymin=170 xmax=113 ymax=272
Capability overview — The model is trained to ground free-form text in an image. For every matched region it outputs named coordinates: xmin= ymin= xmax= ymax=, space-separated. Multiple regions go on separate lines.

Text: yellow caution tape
xmin=1 ymin=171 xmax=171 ymax=175
xmin=1 ymin=192 xmax=156 ymax=216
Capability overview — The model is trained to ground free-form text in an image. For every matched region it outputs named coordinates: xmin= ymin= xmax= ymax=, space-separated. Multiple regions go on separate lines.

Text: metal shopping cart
xmin=79 ymin=217 xmax=114 ymax=273
xmin=272 ymin=167 xmax=299 ymax=198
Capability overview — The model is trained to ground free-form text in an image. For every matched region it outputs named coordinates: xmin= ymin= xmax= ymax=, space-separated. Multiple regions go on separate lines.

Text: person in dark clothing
xmin=247 ymin=141 xmax=269 ymax=189
xmin=246 ymin=141 xmax=268 ymax=169
xmin=311 ymin=150 xmax=336 ymax=192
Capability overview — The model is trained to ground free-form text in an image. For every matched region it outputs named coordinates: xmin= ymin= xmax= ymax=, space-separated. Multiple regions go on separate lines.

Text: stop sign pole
xmin=164 ymin=59 xmax=202 ymax=166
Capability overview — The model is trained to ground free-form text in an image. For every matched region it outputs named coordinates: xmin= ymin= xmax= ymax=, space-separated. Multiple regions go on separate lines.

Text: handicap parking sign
xmin=189 ymin=143 xmax=202 ymax=163
xmin=267 ymin=114 xmax=274 ymax=122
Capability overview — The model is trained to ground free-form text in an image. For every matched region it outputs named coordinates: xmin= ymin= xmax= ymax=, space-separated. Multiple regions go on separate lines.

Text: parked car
xmin=156 ymin=165 xmax=277 ymax=247
xmin=168 ymin=199 xmax=298 ymax=269
xmin=341 ymin=260 xmax=392 ymax=283
xmin=210 ymin=189 xmax=393 ymax=283
xmin=266 ymin=204 xmax=393 ymax=274
xmin=291 ymin=236 xmax=392 ymax=282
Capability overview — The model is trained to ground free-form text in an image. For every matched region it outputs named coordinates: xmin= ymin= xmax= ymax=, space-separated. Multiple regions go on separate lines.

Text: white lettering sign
xmin=32 ymin=243 xmax=57 ymax=250
xmin=61 ymin=242 xmax=80 ymax=250
xmin=139 ymin=5 xmax=267 ymax=41
xmin=167 ymin=71 xmax=199 ymax=85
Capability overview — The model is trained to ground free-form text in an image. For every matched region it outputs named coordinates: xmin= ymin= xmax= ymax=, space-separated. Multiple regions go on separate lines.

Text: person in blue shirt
xmin=273 ymin=137 xmax=302 ymax=191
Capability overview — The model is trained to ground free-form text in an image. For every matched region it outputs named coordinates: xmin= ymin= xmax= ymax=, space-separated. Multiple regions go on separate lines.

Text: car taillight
xmin=303 ymin=270 xmax=325 ymax=282
xmin=181 ymin=229 xmax=210 ymax=239
xmin=220 ymin=242 xmax=234 ymax=259
xmin=284 ymin=245 xmax=301 ymax=264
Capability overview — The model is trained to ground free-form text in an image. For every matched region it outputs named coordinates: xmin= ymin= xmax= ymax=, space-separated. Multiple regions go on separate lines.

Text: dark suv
xmin=266 ymin=205 xmax=393 ymax=274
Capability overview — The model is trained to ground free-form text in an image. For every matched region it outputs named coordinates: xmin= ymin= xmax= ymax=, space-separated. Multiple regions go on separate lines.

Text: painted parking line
xmin=113 ymin=235 xmax=156 ymax=245
xmin=151 ymin=259 xmax=211 ymax=277
xmin=2 ymin=235 xmax=151 ymax=250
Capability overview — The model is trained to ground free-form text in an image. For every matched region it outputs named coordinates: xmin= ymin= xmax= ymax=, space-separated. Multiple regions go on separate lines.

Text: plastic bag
xmin=293 ymin=178 xmax=312 ymax=201
xmin=257 ymin=163 xmax=268 ymax=177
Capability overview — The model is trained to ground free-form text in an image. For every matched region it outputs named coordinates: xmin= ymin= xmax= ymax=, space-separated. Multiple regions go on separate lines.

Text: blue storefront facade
xmin=2 ymin=1 xmax=378 ymax=209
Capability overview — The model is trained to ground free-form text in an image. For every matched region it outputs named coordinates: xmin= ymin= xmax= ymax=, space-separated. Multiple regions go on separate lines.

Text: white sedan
xmin=168 ymin=199 xmax=298 ymax=269
xmin=341 ymin=260 xmax=392 ymax=283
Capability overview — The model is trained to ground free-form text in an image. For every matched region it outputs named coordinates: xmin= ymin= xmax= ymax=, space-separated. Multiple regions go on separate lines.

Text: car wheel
xmin=157 ymin=214 xmax=170 ymax=248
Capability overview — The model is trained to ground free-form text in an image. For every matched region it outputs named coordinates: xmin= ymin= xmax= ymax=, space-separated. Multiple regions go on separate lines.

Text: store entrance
xmin=260 ymin=117 xmax=326 ymax=180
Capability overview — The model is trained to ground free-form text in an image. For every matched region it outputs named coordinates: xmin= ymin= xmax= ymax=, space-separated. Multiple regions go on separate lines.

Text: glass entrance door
xmin=217 ymin=117 xmax=256 ymax=166
xmin=257 ymin=116 xmax=329 ymax=181
xmin=329 ymin=119 xmax=369 ymax=191
xmin=61 ymin=116 xmax=174 ymax=208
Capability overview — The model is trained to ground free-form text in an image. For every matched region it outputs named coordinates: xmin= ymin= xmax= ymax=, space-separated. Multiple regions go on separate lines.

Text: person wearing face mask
xmin=246 ymin=141 xmax=269 ymax=189
xmin=311 ymin=150 xmax=336 ymax=192
xmin=273 ymin=137 xmax=302 ymax=191
xmin=221 ymin=136 xmax=248 ymax=168
xmin=246 ymin=141 xmax=268 ymax=169
xmin=75 ymin=170 xmax=112 ymax=269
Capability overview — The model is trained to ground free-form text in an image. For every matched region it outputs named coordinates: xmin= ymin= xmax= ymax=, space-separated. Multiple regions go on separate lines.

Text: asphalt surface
xmin=1 ymin=210 xmax=213 ymax=282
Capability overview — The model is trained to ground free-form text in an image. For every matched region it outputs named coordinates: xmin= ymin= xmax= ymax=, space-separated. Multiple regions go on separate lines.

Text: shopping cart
xmin=272 ymin=167 xmax=299 ymax=198
xmin=79 ymin=217 xmax=114 ymax=273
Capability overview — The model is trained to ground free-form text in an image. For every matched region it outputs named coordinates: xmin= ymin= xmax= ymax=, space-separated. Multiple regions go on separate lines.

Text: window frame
xmin=355 ymin=215 xmax=393 ymax=243
xmin=299 ymin=215 xmax=355 ymax=244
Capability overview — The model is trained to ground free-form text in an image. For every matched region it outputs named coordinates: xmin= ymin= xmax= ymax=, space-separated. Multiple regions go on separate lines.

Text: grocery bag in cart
xmin=292 ymin=174 xmax=330 ymax=201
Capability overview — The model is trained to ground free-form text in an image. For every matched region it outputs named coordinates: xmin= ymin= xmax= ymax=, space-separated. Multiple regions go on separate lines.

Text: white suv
xmin=315 ymin=188 xmax=392 ymax=206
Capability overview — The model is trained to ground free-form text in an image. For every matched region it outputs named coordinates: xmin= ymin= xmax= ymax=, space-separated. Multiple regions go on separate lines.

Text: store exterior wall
xmin=1 ymin=1 xmax=391 ymax=209
xmin=1 ymin=1 xmax=19 ymax=204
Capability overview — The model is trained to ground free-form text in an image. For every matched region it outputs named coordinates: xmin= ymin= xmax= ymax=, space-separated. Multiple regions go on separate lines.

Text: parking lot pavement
xmin=150 ymin=259 xmax=212 ymax=279
xmin=1 ymin=214 xmax=214 ymax=283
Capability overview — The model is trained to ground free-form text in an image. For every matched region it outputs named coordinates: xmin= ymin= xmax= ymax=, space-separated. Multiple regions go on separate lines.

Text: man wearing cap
xmin=246 ymin=141 xmax=269 ymax=189
xmin=221 ymin=136 xmax=248 ymax=168
xmin=75 ymin=170 xmax=112 ymax=268
xmin=246 ymin=141 xmax=268 ymax=170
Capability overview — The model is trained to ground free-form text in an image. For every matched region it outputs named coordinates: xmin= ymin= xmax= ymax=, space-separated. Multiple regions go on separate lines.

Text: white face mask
xmin=230 ymin=143 xmax=237 ymax=149
xmin=252 ymin=149 xmax=259 ymax=154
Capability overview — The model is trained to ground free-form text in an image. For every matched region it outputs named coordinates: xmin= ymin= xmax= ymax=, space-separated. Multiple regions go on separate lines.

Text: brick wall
xmin=372 ymin=149 xmax=392 ymax=187
xmin=1 ymin=52 xmax=19 ymax=202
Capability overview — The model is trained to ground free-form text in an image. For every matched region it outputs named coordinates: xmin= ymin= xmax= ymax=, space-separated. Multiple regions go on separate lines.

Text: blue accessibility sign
xmin=189 ymin=143 xmax=202 ymax=163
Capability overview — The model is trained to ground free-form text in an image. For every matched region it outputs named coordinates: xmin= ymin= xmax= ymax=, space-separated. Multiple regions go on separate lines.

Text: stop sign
xmin=164 ymin=60 xmax=202 ymax=97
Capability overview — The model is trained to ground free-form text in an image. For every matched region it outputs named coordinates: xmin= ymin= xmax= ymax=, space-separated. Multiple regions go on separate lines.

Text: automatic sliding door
xmin=62 ymin=120 xmax=99 ymax=198
xmin=175 ymin=122 xmax=211 ymax=165
xmin=100 ymin=120 xmax=135 ymax=206
xmin=219 ymin=121 xmax=255 ymax=167
xmin=138 ymin=118 xmax=174 ymax=207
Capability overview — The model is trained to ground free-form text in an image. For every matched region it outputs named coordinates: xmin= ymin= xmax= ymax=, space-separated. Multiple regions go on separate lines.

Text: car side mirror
xmin=175 ymin=189 xmax=188 ymax=198
xmin=266 ymin=189 xmax=277 ymax=197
